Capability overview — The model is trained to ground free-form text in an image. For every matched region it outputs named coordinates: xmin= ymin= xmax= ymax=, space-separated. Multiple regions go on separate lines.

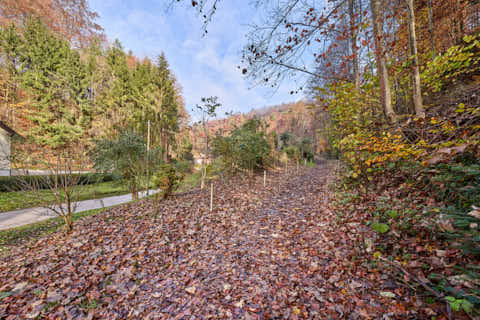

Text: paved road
xmin=0 ymin=190 xmax=159 ymax=230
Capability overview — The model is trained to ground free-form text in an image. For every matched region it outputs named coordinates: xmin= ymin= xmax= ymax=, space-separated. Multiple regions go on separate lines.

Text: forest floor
xmin=0 ymin=161 xmax=434 ymax=319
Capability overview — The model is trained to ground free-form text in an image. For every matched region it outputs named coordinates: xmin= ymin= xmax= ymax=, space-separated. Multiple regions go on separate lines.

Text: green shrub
xmin=421 ymin=34 xmax=480 ymax=93
xmin=152 ymin=164 xmax=184 ymax=199
xmin=174 ymin=160 xmax=193 ymax=175
xmin=91 ymin=131 xmax=161 ymax=199
xmin=284 ymin=145 xmax=301 ymax=163
xmin=212 ymin=118 xmax=271 ymax=174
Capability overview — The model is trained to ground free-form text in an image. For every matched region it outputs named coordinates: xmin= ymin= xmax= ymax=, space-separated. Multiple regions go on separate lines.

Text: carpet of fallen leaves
xmin=1 ymin=162 xmax=423 ymax=319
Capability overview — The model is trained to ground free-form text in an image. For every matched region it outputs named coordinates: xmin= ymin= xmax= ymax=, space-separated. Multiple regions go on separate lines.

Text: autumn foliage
xmin=0 ymin=0 xmax=103 ymax=47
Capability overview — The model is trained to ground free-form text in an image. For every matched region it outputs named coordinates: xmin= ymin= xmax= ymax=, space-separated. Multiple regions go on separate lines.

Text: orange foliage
xmin=391 ymin=0 xmax=480 ymax=63
xmin=0 ymin=0 xmax=103 ymax=46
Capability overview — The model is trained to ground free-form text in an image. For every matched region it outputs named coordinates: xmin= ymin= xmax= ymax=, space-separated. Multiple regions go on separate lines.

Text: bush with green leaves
xmin=280 ymin=132 xmax=294 ymax=149
xmin=152 ymin=164 xmax=184 ymax=199
xmin=279 ymin=132 xmax=315 ymax=162
xmin=91 ymin=131 xmax=160 ymax=199
xmin=299 ymin=138 xmax=314 ymax=161
xmin=212 ymin=118 xmax=271 ymax=175
xmin=421 ymin=34 xmax=480 ymax=93
xmin=173 ymin=160 xmax=193 ymax=175
xmin=284 ymin=145 xmax=301 ymax=164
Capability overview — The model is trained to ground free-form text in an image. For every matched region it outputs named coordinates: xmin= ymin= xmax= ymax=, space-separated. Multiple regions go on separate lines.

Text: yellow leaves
xmin=456 ymin=103 xmax=466 ymax=113
xmin=292 ymin=306 xmax=301 ymax=315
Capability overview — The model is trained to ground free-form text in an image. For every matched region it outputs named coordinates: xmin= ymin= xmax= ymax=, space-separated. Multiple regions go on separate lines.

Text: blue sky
xmin=89 ymin=0 xmax=302 ymax=116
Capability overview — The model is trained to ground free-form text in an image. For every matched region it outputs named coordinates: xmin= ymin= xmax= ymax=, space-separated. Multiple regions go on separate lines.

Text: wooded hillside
xmin=189 ymin=100 xmax=328 ymax=158
xmin=0 ymin=2 xmax=187 ymax=165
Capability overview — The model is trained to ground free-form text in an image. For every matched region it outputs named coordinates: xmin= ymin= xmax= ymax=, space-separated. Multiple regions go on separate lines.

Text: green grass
xmin=177 ymin=171 xmax=203 ymax=193
xmin=305 ymin=161 xmax=317 ymax=168
xmin=0 ymin=180 xmax=135 ymax=213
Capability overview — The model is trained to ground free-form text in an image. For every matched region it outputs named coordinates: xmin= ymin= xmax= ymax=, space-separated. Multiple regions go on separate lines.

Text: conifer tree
xmin=155 ymin=52 xmax=179 ymax=161
xmin=0 ymin=18 xmax=91 ymax=147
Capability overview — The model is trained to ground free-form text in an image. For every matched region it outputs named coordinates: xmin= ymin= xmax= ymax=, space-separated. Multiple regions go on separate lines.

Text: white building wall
xmin=0 ymin=129 xmax=11 ymax=170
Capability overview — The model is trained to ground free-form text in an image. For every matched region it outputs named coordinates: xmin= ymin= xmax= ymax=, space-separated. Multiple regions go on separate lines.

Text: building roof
xmin=0 ymin=120 xmax=19 ymax=137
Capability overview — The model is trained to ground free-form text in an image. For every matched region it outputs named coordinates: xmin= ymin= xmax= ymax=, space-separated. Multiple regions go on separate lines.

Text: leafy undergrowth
xmin=0 ymin=162 xmax=431 ymax=319
xmin=333 ymin=182 xmax=479 ymax=319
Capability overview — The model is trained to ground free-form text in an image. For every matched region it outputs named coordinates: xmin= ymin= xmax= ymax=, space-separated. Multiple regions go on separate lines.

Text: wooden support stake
xmin=210 ymin=183 xmax=213 ymax=212
xmin=146 ymin=120 xmax=151 ymax=196
xmin=264 ymin=170 xmax=266 ymax=187
xmin=147 ymin=120 xmax=151 ymax=151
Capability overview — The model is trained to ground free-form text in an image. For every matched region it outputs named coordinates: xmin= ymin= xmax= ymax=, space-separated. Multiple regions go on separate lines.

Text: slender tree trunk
xmin=453 ymin=0 xmax=464 ymax=44
xmin=164 ymin=138 xmax=169 ymax=162
xmin=63 ymin=216 xmax=73 ymax=232
xmin=427 ymin=0 xmax=435 ymax=58
xmin=64 ymin=193 xmax=73 ymax=232
xmin=349 ymin=0 xmax=360 ymax=89
xmin=162 ymin=129 xmax=168 ymax=162
xmin=146 ymin=120 xmax=150 ymax=195
xmin=132 ymin=182 xmax=139 ymax=200
xmin=153 ymin=193 xmax=160 ymax=219
xmin=371 ymin=0 xmax=396 ymax=123
xmin=201 ymin=120 xmax=209 ymax=190
xmin=458 ymin=0 xmax=465 ymax=42
xmin=64 ymin=195 xmax=73 ymax=232
xmin=406 ymin=0 xmax=425 ymax=118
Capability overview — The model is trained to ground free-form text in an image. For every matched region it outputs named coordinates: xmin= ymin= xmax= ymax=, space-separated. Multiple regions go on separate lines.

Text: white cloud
xmin=90 ymin=0 xmax=302 ymax=117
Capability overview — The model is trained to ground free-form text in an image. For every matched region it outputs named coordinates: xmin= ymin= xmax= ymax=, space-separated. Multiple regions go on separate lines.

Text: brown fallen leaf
xmin=467 ymin=208 xmax=480 ymax=219
xmin=185 ymin=286 xmax=196 ymax=295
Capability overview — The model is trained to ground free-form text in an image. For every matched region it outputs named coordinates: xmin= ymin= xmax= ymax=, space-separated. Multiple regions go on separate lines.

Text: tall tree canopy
xmin=0 ymin=0 xmax=103 ymax=47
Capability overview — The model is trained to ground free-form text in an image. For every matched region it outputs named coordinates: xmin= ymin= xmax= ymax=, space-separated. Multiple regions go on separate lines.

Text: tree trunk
xmin=406 ymin=0 xmax=425 ymax=118
xmin=164 ymin=138 xmax=169 ymax=162
xmin=64 ymin=192 xmax=73 ymax=232
xmin=132 ymin=182 xmax=139 ymax=200
xmin=64 ymin=214 xmax=73 ymax=232
xmin=161 ymin=129 xmax=168 ymax=162
xmin=349 ymin=0 xmax=360 ymax=89
xmin=370 ymin=0 xmax=396 ymax=123
xmin=427 ymin=0 xmax=435 ymax=58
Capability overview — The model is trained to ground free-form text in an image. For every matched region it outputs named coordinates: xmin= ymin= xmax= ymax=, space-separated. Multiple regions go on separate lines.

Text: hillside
xmin=189 ymin=100 xmax=328 ymax=158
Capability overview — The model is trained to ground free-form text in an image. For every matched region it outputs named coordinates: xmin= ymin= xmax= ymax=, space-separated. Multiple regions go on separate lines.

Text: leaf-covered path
xmin=0 ymin=162 xmax=413 ymax=319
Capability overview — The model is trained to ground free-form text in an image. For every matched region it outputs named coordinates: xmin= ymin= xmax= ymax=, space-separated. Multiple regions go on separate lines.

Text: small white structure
xmin=194 ymin=153 xmax=211 ymax=165
xmin=0 ymin=121 xmax=18 ymax=170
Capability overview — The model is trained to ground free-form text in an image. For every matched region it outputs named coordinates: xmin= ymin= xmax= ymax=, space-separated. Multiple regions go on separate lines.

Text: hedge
xmin=0 ymin=173 xmax=120 ymax=192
